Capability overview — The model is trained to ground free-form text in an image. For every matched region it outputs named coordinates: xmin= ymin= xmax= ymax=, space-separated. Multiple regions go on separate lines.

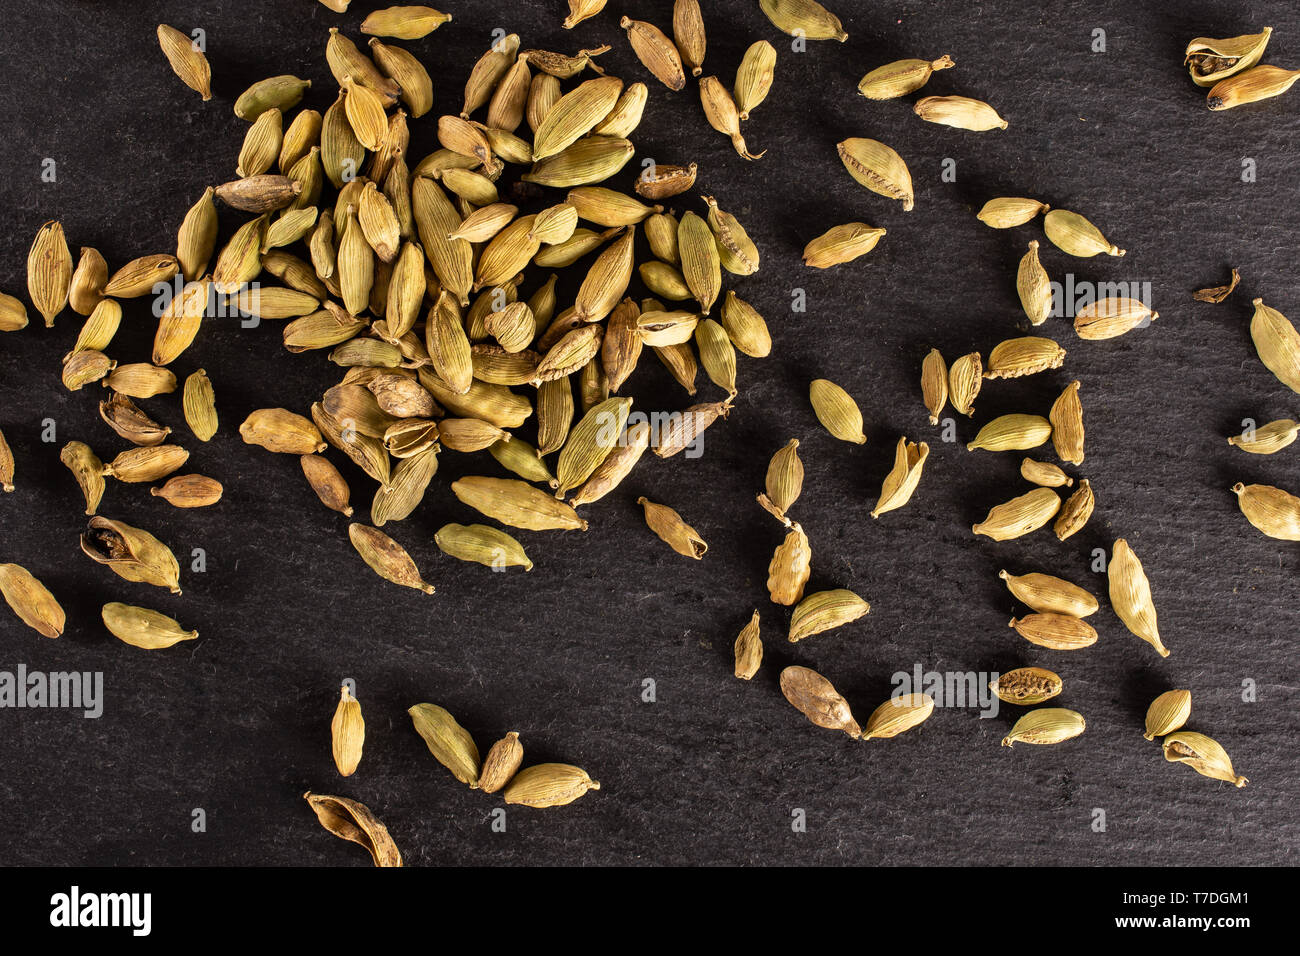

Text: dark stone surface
xmin=0 ymin=0 xmax=1295 ymax=866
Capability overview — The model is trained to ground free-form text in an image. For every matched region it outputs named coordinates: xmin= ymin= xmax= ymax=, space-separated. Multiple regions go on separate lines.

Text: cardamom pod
xmin=1001 ymin=708 xmax=1086 ymax=747
xmin=331 ymin=684 xmax=365 ymax=776
xmin=435 ymin=523 xmax=533 ymax=571
xmin=1163 ymin=732 xmax=1247 ymax=787
xmin=157 ymin=24 xmax=212 ymax=100
xmin=921 ymin=349 xmax=947 ymax=424
xmin=1231 ymin=482 xmax=1300 ymax=540
xmin=452 ymin=476 xmax=587 ymax=531
xmin=1043 ymin=209 xmax=1124 ymax=257
xmin=966 ymin=414 xmax=1052 ymax=452
xmin=304 ymin=791 xmax=403 ymax=867
xmin=734 ymin=40 xmax=776 ymax=118
xmin=1016 ymin=241 xmax=1053 ymax=326
xmin=1228 ymin=418 xmax=1299 ymax=454
xmin=348 ymin=523 xmax=435 ymax=594
xmin=60 ymin=442 xmax=105 ymax=515
xmin=360 ymin=5 xmax=451 ymax=40
xmin=503 ymin=764 xmax=600 ymax=807
xmin=1020 ymin=458 xmax=1073 ymax=488
xmin=151 ymin=474 xmax=223 ymax=508
xmin=0 ymin=564 xmax=65 ymax=638
xmin=1185 ymin=28 xmax=1272 ymax=86
xmin=102 ymin=445 xmax=189 ymax=483
xmin=638 ymin=496 xmax=707 ymax=558
xmin=871 ymin=436 xmax=929 ymax=518
xmin=803 ymin=223 xmax=886 ymax=268
xmin=767 ymin=520 xmax=811 ymax=606
xmin=1207 ymin=64 xmax=1300 ymax=110
xmin=733 ymin=610 xmax=762 ymax=680
xmin=1074 ymin=297 xmax=1157 ymax=340
xmin=27 ymin=220 xmax=73 ymax=327
xmin=301 ymin=454 xmax=353 ymax=516
xmin=837 ymin=138 xmax=913 ymax=210
xmin=759 ymin=0 xmax=847 ymax=41
xmin=1109 ymin=538 xmax=1169 ymax=657
xmin=1143 ymin=689 xmax=1191 ymax=741
xmin=948 ymin=352 xmax=983 ymax=416
xmin=620 ymin=17 xmax=685 ymax=91
xmin=1049 ymin=380 xmax=1084 ymax=464
xmin=973 ymin=488 xmax=1061 ymax=540
xmin=977 ymin=196 xmax=1049 ymax=229
xmin=81 ymin=516 xmax=181 ymax=593
xmin=858 ymin=55 xmax=954 ymax=100
xmin=779 ymin=666 xmax=860 ymax=737
xmin=789 ymin=588 xmax=870 ymax=643
xmin=102 ymin=602 xmax=197 ymax=650
xmin=989 ymin=667 xmax=1062 ymax=706
xmin=1054 ymin=478 xmax=1094 ymax=541
xmin=1249 ymin=298 xmax=1300 ymax=393
xmin=240 ymin=408 xmax=326 ymax=454
xmin=999 ymin=570 xmax=1098 ymax=617
xmin=862 ymin=694 xmax=934 ymax=740
xmin=1010 ymin=613 xmax=1098 ymax=650
xmin=809 ymin=378 xmax=866 ymax=443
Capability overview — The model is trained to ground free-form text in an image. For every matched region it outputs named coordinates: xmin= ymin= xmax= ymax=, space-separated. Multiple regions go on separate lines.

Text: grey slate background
xmin=0 ymin=0 xmax=1296 ymax=866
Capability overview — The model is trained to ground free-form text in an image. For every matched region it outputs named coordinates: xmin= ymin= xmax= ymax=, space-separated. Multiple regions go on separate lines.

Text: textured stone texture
xmin=0 ymin=0 xmax=1295 ymax=866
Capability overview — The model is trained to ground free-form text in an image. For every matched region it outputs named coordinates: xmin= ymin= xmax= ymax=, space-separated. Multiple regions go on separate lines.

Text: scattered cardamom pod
xmin=802 ymin=223 xmax=886 ymax=268
xmin=779 ymin=666 xmax=860 ymax=737
xmin=1109 ymin=538 xmax=1169 ymax=657
xmin=150 ymin=474 xmax=223 ymax=508
xmin=966 ymin=414 xmax=1052 ymax=453
xmin=1144 ymin=690 xmax=1191 ymax=741
xmin=1001 ymin=708 xmax=1086 ymax=747
xmin=1231 ymin=482 xmax=1300 ymax=540
xmin=977 ymin=197 xmax=1049 ymax=229
xmin=638 ymin=497 xmax=707 ymax=558
xmin=733 ymin=610 xmax=762 ymax=680
xmin=1228 ymin=418 xmax=1298 ymax=454
xmin=1185 ymin=28 xmax=1272 ymax=86
xmin=759 ymin=0 xmax=847 ymax=41
xmin=1043 ymin=209 xmax=1124 ymax=258
xmin=101 ymin=602 xmax=197 ymax=650
xmin=503 ymin=763 xmax=600 ymax=807
xmin=1162 ymin=732 xmax=1247 ymax=787
xmin=81 ymin=516 xmax=182 ymax=593
xmin=999 ymin=570 xmax=1098 ymax=617
xmin=479 ymin=732 xmax=524 ymax=794
xmin=788 ymin=588 xmax=870 ymax=643
xmin=0 ymin=564 xmax=65 ymax=638
xmin=435 ymin=523 xmax=534 ymax=571
xmin=989 ymin=667 xmax=1063 ymax=706
xmin=1249 ymin=298 xmax=1300 ymax=393
xmin=914 ymin=95 xmax=1007 ymax=131
xmin=858 ymin=55 xmax=954 ymax=100
xmin=837 ymin=138 xmax=913 ymax=210
xmin=1207 ymin=64 xmax=1300 ymax=110
xmin=331 ymin=685 xmax=365 ymax=776
xmin=1010 ymin=613 xmax=1098 ymax=650
xmin=871 ymin=436 xmax=929 ymax=518
xmin=809 ymin=378 xmax=867 ymax=443
xmin=1020 ymin=458 xmax=1073 ymax=488
xmin=862 ymin=694 xmax=934 ymax=740
xmin=348 ymin=523 xmax=435 ymax=594
xmin=303 ymin=791 xmax=403 ymax=866
xmin=973 ymin=488 xmax=1061 ymax=541
xmin=948 ymin=352 xmax=983 ymax=416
